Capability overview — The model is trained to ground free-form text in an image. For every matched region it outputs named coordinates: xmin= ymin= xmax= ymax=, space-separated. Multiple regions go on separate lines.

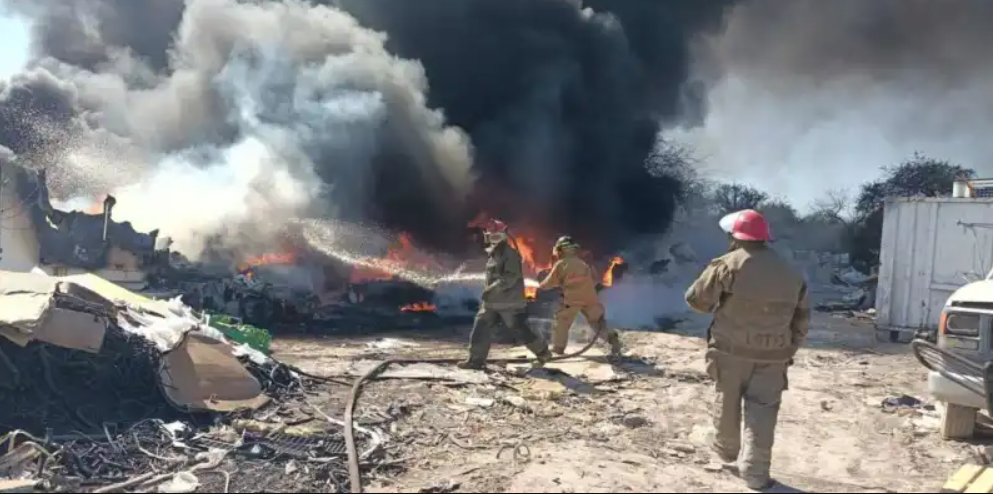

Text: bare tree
xmin=711 ymin=183 xmax=768 ymax=214
xmin=808 ymin=188 xmax=853 ymax=224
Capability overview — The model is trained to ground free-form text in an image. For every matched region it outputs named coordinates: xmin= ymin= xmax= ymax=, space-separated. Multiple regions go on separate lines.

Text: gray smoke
xmin=674 ymin=0 xmax=993 ymax=206
xmin=1 ymin=0 xmax=739 ymax=260
xmin=0 ymin=0 xmax=472 ymax=257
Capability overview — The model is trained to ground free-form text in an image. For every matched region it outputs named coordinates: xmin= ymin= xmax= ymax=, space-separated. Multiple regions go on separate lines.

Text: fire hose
xmin=342 ymin=319 xmax=610 ymax=493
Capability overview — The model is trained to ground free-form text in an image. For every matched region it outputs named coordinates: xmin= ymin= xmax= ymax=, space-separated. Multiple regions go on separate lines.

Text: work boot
xmin=456 ymin=360 xmax=486 ymax=371
xmin=607 ymin=333 xmax=624 ymax=357
xmin=744 ymin=478 xmax=778 ymax=492
xmin=552 ymin=347 xmax=567 ymax=356
xmin=609 ymin=335 xmax=624 ymax=356
xmin=709 ymin=441 xmax=738 ymax=464
xmin=531 ymin=350 xmax=553 ymax=369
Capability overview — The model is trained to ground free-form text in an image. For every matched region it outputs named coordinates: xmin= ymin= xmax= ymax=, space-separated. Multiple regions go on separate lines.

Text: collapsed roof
xmin=10 ymin=165 xmax=159 ymax=270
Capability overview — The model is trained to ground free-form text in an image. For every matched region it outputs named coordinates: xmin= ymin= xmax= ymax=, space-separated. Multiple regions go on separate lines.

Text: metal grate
xmin=911 ymin=339 xmax=993 ymax=412
xmin=195 ymin=431 xmax=348 ymax=459
xmin=262 ymin=431 xmax=348 ymax=457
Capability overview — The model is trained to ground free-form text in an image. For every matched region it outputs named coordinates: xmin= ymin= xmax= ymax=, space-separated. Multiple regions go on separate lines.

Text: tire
xmin=940 ymin=402 xmax=978 ymax=440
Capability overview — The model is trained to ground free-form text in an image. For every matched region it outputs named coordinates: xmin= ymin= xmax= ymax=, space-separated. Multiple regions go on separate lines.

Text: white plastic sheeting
xmin=116 ymin=296 xmax=268 ymax=364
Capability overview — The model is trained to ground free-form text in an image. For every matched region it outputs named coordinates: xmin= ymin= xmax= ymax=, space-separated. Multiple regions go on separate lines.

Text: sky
xmin=0 ymin=13 xmax=28 ymax=80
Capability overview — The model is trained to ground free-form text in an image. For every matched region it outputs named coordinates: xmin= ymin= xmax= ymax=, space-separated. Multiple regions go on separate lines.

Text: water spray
xmin=297 ymin=218 xmax=541 ymax=289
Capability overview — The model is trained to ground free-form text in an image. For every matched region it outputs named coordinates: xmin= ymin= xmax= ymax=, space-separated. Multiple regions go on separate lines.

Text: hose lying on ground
xmin=343 ymin=322 xmax=610 ymax=493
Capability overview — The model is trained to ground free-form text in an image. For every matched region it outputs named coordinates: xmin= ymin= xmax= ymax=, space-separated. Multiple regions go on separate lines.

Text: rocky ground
xmin=272 ymin=312 xmax=978 ymax=494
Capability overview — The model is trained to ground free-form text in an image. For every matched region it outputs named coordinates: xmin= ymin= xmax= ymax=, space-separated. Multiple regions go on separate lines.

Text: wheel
xmin=940 ymin=402 xmax=977 ymax=440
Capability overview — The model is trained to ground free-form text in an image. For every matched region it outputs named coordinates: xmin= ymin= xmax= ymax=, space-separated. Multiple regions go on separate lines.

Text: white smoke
xmin=42 ymin=0 xmax=473 ymax=259
xmin=112 ymin=136 xmax=320 ymax=255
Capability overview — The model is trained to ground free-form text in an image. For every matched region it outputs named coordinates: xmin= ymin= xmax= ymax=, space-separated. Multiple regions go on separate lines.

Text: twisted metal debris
xmin=0 ymin=331 xmax=385 ymax=493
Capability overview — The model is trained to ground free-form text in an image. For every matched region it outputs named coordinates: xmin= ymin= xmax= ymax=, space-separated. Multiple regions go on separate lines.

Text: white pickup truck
xmin=922 ymin=278 xmax=993 ymax=439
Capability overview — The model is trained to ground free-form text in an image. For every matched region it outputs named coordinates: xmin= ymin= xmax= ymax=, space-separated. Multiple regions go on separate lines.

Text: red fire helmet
xmin=482 ymin=219 xmax=510 ymax=244
xmin=718 ymin=209 xmax=772 ymax=242
xmin=485 ymin=219 xmax=509 ymax=233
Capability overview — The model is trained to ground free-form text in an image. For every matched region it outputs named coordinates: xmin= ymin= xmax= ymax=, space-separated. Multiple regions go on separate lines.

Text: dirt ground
xmin=272 ymin=312 xmax=977 ymax=494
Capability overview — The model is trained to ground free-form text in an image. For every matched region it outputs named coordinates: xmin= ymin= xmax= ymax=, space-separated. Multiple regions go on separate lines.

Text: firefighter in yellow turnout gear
xmin=538 ymin=236 xmax=623 ymax=356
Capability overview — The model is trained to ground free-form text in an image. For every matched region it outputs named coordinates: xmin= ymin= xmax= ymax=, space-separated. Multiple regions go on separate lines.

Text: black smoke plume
xmin=333 ymin=0 xmax=736 ymax=254
xmin=0 ymin=0 xmax=735 ymax=258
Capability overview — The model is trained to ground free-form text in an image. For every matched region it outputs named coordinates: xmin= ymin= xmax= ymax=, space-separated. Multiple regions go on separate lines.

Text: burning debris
xmin=156 ymin=214 xmax=630 ymax=337
xmin=0 ymin=271 xmax=387 ymax=493
xmin=0 ymin=162 xmax=631 ymax=339
xmin=400 ymin=302 xmax=437 ymax=313
xmin=601 ymin=257 xmax=628 ymax=289
xmin=0 ymin=165 xmax=165 ymax=283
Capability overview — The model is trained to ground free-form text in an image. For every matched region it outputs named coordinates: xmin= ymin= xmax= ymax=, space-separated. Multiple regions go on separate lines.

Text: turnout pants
xmin=705 ymin=350 xmax=788 ymax=488
xmin=553 ymin=302 xmax=619 ymax=353
xmin=469 ymin=307 xmax=550 ymax=363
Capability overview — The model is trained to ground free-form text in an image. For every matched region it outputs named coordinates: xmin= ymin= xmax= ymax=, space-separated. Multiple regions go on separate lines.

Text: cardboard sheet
xmin=31 ymin=308 xmax=106 ymax=354
xmin=0 ymin=270 xmax=109 ymax=352
xmin=158 ymin=332 xmax=269 ymax=413
xmin=58 ymin=272 xmax=172 ymax=316
xmin=0 ymin=271 xmax=59 ymax=340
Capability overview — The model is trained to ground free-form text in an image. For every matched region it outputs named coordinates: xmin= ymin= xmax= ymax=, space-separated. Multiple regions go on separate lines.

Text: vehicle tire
xmin=940 ymin=403 xmax=977 ymax=440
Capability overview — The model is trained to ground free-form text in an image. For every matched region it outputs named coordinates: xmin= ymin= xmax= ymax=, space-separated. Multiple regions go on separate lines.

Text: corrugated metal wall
xmin=877 ymin=198 xmax=993 ymax=332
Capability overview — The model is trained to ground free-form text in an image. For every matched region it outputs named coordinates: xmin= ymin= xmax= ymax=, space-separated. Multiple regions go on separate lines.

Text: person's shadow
xmin=724 ymin=466 xmax=807 ymax=494
xmin=762 ymin=483 xmax=806 ymax=494
xmin=584 ymin=354 xmax=667 ymax=377
xmin=524 ymin=367 xmax=599 ymax=395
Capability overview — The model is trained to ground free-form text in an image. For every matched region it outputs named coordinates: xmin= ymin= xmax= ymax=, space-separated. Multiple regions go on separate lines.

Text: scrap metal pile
xmin=0 ymin=271 xmax=385 ymax=493
xmin=170 ymin=272 xmax=477 ymax=333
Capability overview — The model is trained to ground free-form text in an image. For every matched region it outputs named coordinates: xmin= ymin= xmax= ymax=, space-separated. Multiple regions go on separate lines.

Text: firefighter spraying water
xmin=457 ymin=220 xmax=553 ymax=370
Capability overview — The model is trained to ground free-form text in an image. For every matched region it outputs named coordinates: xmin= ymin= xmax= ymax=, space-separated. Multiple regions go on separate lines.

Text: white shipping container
xmin=876 ymin=198 xmax=993 ymax=336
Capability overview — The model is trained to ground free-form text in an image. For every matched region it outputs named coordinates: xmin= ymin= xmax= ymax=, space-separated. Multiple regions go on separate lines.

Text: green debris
xmin=207 ymin=311 xmax=272 ymax=354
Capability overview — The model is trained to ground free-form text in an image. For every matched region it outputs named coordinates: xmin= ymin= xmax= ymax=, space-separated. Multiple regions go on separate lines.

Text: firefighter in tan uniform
xmin=538 ymin=236 xmax=623 ymax=356
xmin=458 ymin=220 xmax=552 ymax=370
xmin=685 ymin=209 xmax=810 ymax=491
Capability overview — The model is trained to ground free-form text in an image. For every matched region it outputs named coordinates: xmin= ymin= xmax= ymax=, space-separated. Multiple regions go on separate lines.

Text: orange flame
xmin=400 ymin=302 xmax=437 ymax=312
xmin=601 ymin=256 xmax=625 ymax=287
xmin=524 ymin=287 xmax=537 ymax=300
xmin=238 ymin=252 xmax=297 ymax=272
xmin=515 ymin=234 xmax=552 ymax=275
xmin=514 ymin=234 xmax=553 ymax=301
xmin=350 ymin=233 xmax=443 ymax=283
xmin=468 ymin=212 xmax=556 ymax=301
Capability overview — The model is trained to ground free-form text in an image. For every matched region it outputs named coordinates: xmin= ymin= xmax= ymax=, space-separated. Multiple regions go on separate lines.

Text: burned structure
xmin=0 ymin=164 xmax=162 ymax=289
